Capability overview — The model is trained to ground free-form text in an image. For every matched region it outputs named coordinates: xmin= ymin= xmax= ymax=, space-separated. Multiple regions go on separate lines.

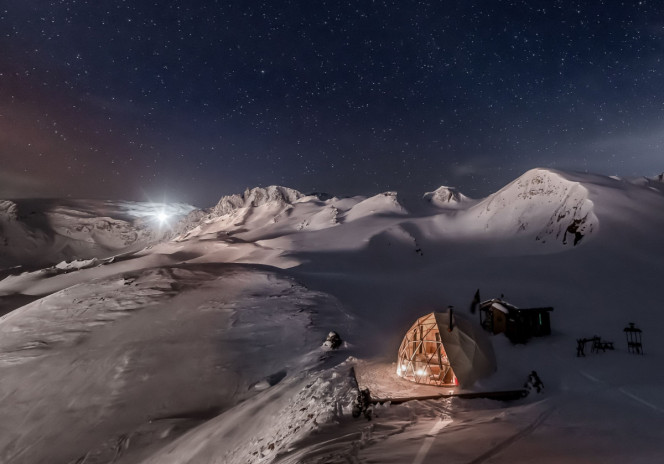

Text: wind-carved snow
xmin=0 ymin=268 xmax=179 ymax=366
xmin=469 ymin=168 xmax=598 ymax=247
xmin=143 ymin=358 xmax=361 ymax=464
xmin=0 ymin=264 xmax=352 ymax=464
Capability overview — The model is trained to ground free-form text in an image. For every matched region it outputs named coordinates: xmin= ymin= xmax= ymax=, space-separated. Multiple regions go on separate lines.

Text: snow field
xmin=2 ymin=168 xmax=664 ymax=462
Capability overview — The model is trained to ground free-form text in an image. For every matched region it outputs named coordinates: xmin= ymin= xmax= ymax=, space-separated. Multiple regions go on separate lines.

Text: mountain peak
xmin=469 ymin=167 xmax=598 ymax=247
xmin=212 ymin=186 xmax=305 ymax=216
xmin=423 ymin=186 xmax=470 ymax=208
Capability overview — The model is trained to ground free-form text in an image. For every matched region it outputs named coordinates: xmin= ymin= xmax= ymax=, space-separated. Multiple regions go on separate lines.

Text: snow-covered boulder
xmin=322 ymin=331 xmax=343 ymax=349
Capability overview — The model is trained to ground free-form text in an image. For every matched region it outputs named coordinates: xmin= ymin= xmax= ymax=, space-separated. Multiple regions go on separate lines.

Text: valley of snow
xmin=1 ymin=168 xmax=664 ymax=463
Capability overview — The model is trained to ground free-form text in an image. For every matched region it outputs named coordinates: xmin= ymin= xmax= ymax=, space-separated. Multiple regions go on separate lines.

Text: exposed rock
xmin=423 ymin=186 xmax=470 ymax=208
xmin=322 ymin=331 xmax=343 ymax=350
xmin=212 ymin=186 xmax=305 ymax=217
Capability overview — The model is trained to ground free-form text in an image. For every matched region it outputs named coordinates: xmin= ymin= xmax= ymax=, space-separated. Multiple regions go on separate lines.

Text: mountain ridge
xmin=2 ymin=168 xmax=663 ymax=270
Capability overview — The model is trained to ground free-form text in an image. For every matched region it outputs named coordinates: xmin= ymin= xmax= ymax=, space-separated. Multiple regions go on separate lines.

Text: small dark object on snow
xmin=576 ymin=338 xmax=586 ymax=357
xmin=524 ymin=370 xmax=544 ymax=394
xmin=352 ymin=388 xmax=372 ymax=420
xmin=577 ymin=336 xmax=614 ymax=357
xmin=624 ymin=323 xmax=643 ymax=354
xmin=323 ymin=331 xmax=342 ymax=349
xmin=591 ymin=336 xmax=614 ymax=353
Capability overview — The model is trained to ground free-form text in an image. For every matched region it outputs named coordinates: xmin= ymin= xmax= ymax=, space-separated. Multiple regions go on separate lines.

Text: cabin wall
xmin=493 ymin=311 xmax=507 ymax=334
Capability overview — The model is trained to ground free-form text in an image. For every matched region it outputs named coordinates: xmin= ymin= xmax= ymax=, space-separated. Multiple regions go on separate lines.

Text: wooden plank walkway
xmin=370 ymin=389 xmax=529 ymax=405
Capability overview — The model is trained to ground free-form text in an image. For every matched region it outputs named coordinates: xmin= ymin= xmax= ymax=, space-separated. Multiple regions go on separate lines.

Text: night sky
xmin=2 ymin=1 xmax=664 ymax=206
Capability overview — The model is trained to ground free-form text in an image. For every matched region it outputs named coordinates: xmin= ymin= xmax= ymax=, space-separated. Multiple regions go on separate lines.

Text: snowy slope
xmin=0 ymin=264 xmax=353 ymax=464
xmin=343 ymin=191 xmax=407 ymax=222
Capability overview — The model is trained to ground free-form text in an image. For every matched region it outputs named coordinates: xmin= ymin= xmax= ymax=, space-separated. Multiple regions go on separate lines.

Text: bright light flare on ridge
xmin=155 ymin=211 xmax=170 ymax=224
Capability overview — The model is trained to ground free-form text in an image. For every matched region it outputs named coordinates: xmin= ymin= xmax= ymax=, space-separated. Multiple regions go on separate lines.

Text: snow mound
xmin=296 ymin=204 xmax=341 ymax=231
xmin=467 ymin=168 xmax=598 ymax=247
xmin=423 ymin=186 xmax=471 ymax=209
xmin=344 ymin=192 xmax=406 ymax=222
xmin=143 ymin=360 xmax=360 ymax=464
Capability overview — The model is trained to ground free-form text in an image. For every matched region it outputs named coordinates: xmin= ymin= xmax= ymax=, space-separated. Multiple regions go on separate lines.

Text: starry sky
xmin=2 ymin=1 xmax=663 ymax=206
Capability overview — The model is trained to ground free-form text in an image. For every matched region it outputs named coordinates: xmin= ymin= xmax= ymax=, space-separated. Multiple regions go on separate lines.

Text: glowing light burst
xmin=155 ymin=210 xmax=170 ymax=225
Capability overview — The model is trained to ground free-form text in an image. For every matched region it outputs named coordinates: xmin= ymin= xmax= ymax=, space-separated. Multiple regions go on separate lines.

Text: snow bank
xmin=142 ymin=359 xmax=360 ymax=464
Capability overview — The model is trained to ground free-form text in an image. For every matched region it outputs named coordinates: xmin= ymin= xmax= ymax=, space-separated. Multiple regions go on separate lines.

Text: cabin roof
xmin=491 ymin=302 xmax=510 ymax=314
xmin=480 ymin=299 xmax=553 ymax=314
xmin=480 ymin=298 xmax=518 ymax=312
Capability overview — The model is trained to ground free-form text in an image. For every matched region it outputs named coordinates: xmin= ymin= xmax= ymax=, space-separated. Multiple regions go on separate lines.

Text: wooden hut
xmin=479 ymin=299 xmax=553 ymax=343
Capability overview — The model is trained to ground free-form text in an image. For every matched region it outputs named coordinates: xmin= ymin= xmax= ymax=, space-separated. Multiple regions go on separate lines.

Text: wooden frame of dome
xmin=396 ymin=313 xmax=458 ymax=386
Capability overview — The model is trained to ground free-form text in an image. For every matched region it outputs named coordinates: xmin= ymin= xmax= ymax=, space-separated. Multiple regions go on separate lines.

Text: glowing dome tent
xmin=396 ymin=311 xmax=496 ymax=388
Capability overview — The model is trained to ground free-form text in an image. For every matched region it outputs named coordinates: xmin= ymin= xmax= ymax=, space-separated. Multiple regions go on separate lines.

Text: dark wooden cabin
xmin=479 ymin=299 xmax=553 ymax=343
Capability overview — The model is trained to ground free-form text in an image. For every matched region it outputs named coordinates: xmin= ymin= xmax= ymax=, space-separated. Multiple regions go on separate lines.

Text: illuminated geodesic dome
xmin=396 ymin=311 xmax=496 ymax=388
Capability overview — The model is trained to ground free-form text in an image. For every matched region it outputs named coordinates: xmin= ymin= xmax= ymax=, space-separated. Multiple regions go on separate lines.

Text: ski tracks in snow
xmin=578 ymin=367 xmax=664 ymax=415
xmin=617 ymin=388 xmax=664 ymax=414
xmin=464 ymin=406 xmax=555 ymax=464
xmin=411 ymin=417 xmax=453 ymax=464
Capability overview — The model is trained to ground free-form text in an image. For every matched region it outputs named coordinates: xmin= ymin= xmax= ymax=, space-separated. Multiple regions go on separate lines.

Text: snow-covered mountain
xmin=0 ymin=199 xmax=195 ymax=269
xmin=2 ymin=168 xmax=664 ymax=464
xmin=164 ymin=168 xmax=639 ymax=264
xmin=464 ymin=168 xmax=598 ymax=247
xmin=4 ymin=167 xmax=652 ymax=276
xmin=423 ymin=185 xmax=472 ymax=208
